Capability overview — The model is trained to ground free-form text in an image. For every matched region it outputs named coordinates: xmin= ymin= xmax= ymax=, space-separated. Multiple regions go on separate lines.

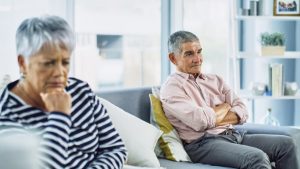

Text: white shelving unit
xmin=236 ymin=16 xmax=300 ymax=21
xmin=237 ymin=52 xmax=300 ymax=59
xmin=230 ymin=0 xmax=300 ymax=123
xmin=239 ymin=90 xmax=300 ymax=100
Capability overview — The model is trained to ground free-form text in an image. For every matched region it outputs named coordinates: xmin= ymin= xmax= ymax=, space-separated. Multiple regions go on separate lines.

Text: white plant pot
xmin=261 ymin=46 xmax=285 ymax=56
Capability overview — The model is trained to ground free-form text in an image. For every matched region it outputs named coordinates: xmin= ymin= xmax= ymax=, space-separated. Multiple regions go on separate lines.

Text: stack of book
xmin=268 ymin=63 xmax=283 ymax=96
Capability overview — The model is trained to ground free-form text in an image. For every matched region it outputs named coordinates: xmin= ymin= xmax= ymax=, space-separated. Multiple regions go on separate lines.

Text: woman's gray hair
xmin=168 ymin=31 xmax=199 ymax=54
xmin=16 ymin=15 xmax=75 ymax=58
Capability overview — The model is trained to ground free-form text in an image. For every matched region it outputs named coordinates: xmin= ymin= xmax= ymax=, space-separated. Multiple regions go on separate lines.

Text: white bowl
xmin=284 ymin=82 xmax=298 ymax=96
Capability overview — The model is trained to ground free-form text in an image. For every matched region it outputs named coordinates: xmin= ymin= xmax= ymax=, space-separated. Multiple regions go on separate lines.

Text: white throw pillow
xmin=99 ymin=97 xmax=163 ymax=167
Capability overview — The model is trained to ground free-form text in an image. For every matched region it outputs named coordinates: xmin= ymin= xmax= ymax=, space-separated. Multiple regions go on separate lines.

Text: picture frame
xmin=274 ymin=0 xmax=300 ymax=16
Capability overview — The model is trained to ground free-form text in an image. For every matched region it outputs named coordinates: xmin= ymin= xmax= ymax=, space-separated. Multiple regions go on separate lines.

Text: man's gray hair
xmin=168 ymin=31 xmax=199 ymax=54
xmin=16 ymin=15 xmax=75 ymax=58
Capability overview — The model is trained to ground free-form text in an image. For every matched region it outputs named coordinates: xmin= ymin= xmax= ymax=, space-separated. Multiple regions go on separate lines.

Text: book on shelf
xmin=268 ymin=63 xmax=284 ymax=96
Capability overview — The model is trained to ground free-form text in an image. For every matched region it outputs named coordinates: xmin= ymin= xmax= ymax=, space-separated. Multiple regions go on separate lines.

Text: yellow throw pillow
xmin=149 ymin=94 xmax=191 ymax=162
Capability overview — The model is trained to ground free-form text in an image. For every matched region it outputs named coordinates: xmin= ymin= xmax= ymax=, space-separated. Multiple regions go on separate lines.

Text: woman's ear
xmin=168 ymin=53 xmax=177 ymax=65
xmin=18 ymin=55 xmax=27 ymax=75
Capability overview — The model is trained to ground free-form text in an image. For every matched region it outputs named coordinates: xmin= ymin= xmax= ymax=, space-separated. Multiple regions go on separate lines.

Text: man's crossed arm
xmin=213 ymin=103 xmax=239 ymax=126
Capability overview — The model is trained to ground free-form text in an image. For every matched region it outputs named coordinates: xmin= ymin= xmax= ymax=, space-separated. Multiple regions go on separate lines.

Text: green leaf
xmin=260 ymin=32 xmax=285 ymax=46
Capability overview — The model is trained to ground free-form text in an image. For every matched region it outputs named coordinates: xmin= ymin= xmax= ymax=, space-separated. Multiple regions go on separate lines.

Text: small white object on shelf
xmin=263 ymin=108 xmax=280 ymax=126
xmin=258 ymin=0 xmax=273 ymax=16
xmin=250 ymin=82 xmax=267 ymax=96
xmin=284 ymin=82 xmax=298 ymax=96
xmin=239 ymin=89 xmax=300 ymax=100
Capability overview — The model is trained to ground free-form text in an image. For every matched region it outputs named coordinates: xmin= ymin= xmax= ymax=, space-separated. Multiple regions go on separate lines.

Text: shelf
xmin=239 ymin=90 xmax=300 ymax=100
xmin=231 ymin=1 xmax=300 ymax=124
xmin=236 ymin=52 xmax=300 ymax=59
xmin=241 ymin=95 xmax=300 ymax=100
xmin=236 ymin=16 xmax=300 ymax=21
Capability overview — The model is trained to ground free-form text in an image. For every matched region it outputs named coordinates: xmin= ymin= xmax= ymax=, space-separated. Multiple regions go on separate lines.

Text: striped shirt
xmin=0 ymin=77 xmax=127 ymax=169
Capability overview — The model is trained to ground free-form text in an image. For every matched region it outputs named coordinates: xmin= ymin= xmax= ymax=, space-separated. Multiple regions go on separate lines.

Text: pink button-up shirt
xmin=160 ymin=71 xmax=248 ymax=143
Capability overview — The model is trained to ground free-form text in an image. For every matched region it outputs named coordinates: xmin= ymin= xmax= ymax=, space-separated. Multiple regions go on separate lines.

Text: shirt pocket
xmin=209 ymin=93 xmax=226 ymax=107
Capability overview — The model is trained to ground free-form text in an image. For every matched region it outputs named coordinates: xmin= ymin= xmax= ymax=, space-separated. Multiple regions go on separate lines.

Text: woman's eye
xmin=63 ymin=61 xmax=70 ymax=66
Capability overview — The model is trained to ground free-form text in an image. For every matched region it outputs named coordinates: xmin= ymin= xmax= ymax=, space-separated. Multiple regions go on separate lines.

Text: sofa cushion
xmin=100 ymin=97 xmax=162 ymax=167
xmin=159 ymin=158 xmax=234 ymax=169
xmin=123 ymin=164 xmax=166 ymax=169
xmin=149 ymin=94 xmax=191 ymax=162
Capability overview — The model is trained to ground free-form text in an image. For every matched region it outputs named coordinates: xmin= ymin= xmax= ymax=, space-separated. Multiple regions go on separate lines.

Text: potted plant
xmin=260 ymin=32 xmax=285 ymax=56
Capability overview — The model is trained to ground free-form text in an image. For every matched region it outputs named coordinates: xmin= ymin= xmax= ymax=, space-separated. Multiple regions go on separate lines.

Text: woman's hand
xmin=213 ymin=103 xmax=231 ymax=126
xmin=40 ymin=89 xmax=72 ymax=115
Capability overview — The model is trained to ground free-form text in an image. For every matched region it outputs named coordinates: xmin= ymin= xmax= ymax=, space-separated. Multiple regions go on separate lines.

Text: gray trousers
xmin=184 ymin=129 xmax=298 ymax=169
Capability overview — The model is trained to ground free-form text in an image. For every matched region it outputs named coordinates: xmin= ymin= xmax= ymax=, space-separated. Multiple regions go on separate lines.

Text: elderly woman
xmin=0 ymin=15 xmax=127 ymax=169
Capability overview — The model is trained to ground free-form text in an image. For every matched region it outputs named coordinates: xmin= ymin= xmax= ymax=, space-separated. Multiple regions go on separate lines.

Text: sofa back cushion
xmin=98 ymin=87 xmax=152 ymax=123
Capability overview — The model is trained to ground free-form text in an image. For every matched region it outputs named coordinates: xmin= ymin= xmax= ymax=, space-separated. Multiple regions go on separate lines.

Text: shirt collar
xmin=175 ymin=70 xmax=206 ymax=81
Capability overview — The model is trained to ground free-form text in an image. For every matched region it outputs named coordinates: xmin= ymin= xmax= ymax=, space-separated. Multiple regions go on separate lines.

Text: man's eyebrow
xmin=184 ymin=50 xmax=193 ymax=54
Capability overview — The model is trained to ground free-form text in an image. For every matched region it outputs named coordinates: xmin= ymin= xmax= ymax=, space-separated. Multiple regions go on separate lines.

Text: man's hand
xmin=218 ymin=111 xmax=239 ymax=126
xmin=213 ymin=103 xmax=231 ymax=126
xmin=40 ymin=89 xmax=72 ymax=115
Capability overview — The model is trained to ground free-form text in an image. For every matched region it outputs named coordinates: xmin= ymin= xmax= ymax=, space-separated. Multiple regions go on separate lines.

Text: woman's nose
xmin=53 ymin=63 xmax=65 ymax=76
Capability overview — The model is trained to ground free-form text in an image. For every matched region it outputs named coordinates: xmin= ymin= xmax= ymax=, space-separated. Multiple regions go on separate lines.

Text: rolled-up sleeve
xmin=219 ymin=76 xmax=249 ymax=124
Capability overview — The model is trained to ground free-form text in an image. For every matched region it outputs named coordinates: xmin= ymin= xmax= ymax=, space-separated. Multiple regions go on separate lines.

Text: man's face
xmin=171 ymin=41 xmax=203 ymax=75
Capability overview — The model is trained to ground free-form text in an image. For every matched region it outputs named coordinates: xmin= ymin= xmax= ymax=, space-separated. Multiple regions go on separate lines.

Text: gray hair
xmin=16 ymin=15 xmax=75 ymax=58
xmin=168 ymin=31 xmax=199 ymax=54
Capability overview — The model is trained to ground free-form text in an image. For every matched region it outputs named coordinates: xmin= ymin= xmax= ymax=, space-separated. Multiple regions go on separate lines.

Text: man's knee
xmin=241 ymin=149 xmax=271 ymax=169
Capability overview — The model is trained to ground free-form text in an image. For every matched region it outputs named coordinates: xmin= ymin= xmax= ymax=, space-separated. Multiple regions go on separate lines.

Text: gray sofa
xmin=98 ymin=87 xmax=300 ymax=169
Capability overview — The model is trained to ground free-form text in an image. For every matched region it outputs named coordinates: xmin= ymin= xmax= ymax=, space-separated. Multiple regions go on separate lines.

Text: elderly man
xmin=160 ymin=30 xmax=298 ymax=169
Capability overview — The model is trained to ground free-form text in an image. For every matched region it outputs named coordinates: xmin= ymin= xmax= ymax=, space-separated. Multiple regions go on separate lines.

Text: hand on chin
xmin=40 ymin=87 xmax=72 ymax=115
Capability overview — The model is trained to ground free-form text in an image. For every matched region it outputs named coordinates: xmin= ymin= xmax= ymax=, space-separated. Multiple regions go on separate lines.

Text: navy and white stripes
xmin=0 ymin=77 xmax=127 ymax=169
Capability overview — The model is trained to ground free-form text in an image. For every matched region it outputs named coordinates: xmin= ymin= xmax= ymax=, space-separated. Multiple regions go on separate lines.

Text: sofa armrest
xmin=235 ymin=123 xmax=300 ymax=137
xmin=235 ymin=123 xmax=300 ymax=164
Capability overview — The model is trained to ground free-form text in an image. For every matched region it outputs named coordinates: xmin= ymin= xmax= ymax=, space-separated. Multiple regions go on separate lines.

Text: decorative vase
xmin=261 ymin=46 xmax=285 ymax=56
xmin=251 ymin=82 xmax=266 ymax=96
xmin=263 ymin=108 xmax=280 ymax=126
xmin=284 ymin=82 xmax=298 ymax=96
